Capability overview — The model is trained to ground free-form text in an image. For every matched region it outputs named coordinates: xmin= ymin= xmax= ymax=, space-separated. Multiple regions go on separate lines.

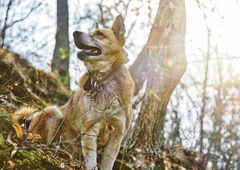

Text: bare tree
xmin=126 ymin=0 xmax=186 ymax=168
xmin=0 ymin=0 xmax=42 ymax=48
xmin=52 ymin=0 xmax=70 ymax=87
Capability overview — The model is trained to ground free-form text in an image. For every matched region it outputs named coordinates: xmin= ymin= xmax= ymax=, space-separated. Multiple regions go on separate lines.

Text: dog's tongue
xmin=83 ymin=49 xmax=93 ymax=53
xmin=77 ymin=49 xmax=92 ymax=54
xmin=77 ymin=48 xmax=100 ymax=57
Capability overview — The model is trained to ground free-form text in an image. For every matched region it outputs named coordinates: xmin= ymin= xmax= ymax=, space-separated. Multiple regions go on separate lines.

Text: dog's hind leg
xmin=28 ymin=106 xmax=63 ymax=143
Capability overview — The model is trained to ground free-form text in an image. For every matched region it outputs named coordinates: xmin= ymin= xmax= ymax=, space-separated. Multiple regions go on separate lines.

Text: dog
xmin=18 ymin=15 xmax=134 ymax=170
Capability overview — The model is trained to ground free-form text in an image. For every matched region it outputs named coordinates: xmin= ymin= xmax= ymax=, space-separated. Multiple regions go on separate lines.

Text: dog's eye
xmin=94 ymin=31 xmax=105 ymax=39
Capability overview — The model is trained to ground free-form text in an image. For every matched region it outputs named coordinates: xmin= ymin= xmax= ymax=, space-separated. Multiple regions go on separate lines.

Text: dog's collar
xmin=83 ymin=65 xmax=122 ymax=92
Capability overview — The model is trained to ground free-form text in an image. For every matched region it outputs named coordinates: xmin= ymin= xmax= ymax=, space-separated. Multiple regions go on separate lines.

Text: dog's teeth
xmin=92 ymin=50 xmax=97 ymax=53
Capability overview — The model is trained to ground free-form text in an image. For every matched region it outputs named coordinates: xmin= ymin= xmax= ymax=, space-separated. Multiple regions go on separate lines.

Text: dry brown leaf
xmin=6 ymin=160 xmax=15 ymax=170
xmin=7 ymin=133 xmax=17 ymax=147
xmin=11 ymin=121 xmax=23 ymax=138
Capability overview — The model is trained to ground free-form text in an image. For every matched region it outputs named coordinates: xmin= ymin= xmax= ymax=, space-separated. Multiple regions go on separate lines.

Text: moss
xmin=59 ymin=74 xmax=70 ymax=89
xmin=12 ymin=150 xmax=62 ymax=170
xmin=58 ymin=47 xmax=69 ymax=60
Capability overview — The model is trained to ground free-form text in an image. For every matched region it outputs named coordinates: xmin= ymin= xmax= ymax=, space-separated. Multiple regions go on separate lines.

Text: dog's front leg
xmin=82 ymin=128 xmax=99 ymax=170
xmin=100 ymin=135 xmax=123 ymax=170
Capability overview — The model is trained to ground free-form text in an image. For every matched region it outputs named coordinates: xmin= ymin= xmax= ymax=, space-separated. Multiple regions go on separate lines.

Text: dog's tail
xmin=10 ymin=107 xmax=39 ymax=139
xmin=13 ymin=107 xmax=39 ymax=123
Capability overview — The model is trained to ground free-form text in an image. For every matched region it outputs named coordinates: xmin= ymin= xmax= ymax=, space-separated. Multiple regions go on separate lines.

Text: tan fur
xmin=13 ymin=107 xmax=39 ymax=122
xmin=17 ymin=15 xmax=134 ymax=170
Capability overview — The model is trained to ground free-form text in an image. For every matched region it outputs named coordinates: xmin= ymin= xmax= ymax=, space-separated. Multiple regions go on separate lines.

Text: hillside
xmin=0 ymin=48 xmax=71 ymax=169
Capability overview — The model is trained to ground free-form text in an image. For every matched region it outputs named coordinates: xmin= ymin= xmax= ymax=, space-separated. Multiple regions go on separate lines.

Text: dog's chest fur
xmin=60 ymin=66 xmax=131 ymax=149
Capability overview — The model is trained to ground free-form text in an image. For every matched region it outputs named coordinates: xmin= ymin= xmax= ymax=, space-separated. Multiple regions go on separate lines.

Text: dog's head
xmin=73 ymin=15 xmax=127 ymax=63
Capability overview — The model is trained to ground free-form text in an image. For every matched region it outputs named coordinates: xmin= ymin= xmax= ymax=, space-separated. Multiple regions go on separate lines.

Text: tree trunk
xmin=1 ymin=0 xmax=13 ymax=48
xmin=52 ymin=0 xmax=70 ymax=87
xmin=127 ymin=0 xmax=186 ymax=167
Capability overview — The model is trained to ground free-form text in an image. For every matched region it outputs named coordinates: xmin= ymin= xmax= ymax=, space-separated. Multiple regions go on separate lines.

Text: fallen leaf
xmin=7 ymin=133 xmax=17 ymax=147
xmin=6 ymin=160 xmax=15 ymax=169
xmin=11 ymin=121 xmax=23 ymax=138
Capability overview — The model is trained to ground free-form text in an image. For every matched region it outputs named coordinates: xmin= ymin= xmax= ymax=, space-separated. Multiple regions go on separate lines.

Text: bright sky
xmin=217 ymin=1 xmax=240 ymax=55
xmin=185 ymin=0 xmax=240 ymax=56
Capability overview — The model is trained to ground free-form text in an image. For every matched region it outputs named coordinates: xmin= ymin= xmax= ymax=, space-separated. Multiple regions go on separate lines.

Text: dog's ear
xmin=111 ymin=15 xmax=125 ymax=38
xmin=95 ymin=22 xmax=99 ymax=30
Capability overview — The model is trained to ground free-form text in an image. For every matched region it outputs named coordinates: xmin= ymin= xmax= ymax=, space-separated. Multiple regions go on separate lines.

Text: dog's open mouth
xmin=76 ymin=43 xmax=101 ymax=57
xmin=73 ymin=31 xmax=102 ymax=60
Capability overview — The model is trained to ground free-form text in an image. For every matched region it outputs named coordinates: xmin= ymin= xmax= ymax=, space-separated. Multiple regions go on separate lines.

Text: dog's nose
xmin=73 ymin=31 xmax=80 ymax=37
